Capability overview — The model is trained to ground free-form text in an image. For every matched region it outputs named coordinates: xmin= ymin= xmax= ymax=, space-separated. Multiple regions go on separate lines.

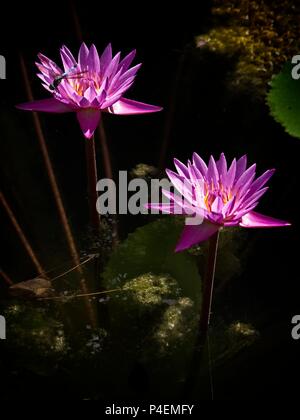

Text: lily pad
xmin=102 ymin=217 xmax=201 ymax=303
xmin=267 ymin=62 xmax=300 ymax=138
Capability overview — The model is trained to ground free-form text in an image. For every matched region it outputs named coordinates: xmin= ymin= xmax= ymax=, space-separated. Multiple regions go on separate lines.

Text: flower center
xmin=203 ymin=180 xmax=232 ymax=212
xmin=69 ymin=72 xmax=102 ymax=97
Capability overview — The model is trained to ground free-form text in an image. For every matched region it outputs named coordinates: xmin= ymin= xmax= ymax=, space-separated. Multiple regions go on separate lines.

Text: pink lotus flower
xmin=147 ymin=153 xmax=290 ymax=252
xmin=16 ymin=43 xmax=162 ymax=138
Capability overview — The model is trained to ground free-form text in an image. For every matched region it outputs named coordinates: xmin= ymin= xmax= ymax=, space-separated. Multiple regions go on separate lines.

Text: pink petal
xmin=104 ymin=52 xmax=121 ymax=80
xmin=60 ymin=45 xmax=76 ymax=72
xmin=110 ymin=77 xmax=135 ymax=98
xmin=100 ymin=43 xmax=113 ymax=75
xmin=211 ymin=196 xmax=223 ymax=214
xmin=37 ymin=72 xmax=52 ymax=84
xmin=101 ymin=93 xmax=124 ymax=110
xmin=78 ymin=43 xmax=89 ymax=70
xmin=223 ymin=220 xmax=240 ymax=226
xmin=232 ymin=202 xmax=260 ymax=221
xmin=118 ymin=50 xmax=137 ymax=72
xmin=192 ymin=168 xmax=204 ymax=192
xmin=117 ymin=63 xmax=142 ymax=85
xmin=107 ymin=67 xmax=125 ymax=94
xmin=247 ymin=169 xmax=275 ymax=197
xmin=192 ymin=152 xmax=208 ymax=176
xmin=216 ymin=152 xmax=227 ymax=180
xmin=109 ymin=98 xmax=162 ymax=114
xmin=144 ymin=203 xmax=176 ymax=214
xmin=224 ymin=158 xmax=236 ymax=189
xmin=165 ymin=170 xmax=194 ymax=203
xmin=175 ymin=221 xmax=220 ymax=252
xmin=207 ymin=155 xmax=219 ymax=185
xmin=237 ymin=187 xmax=269 ymax=210
xmin=16 ymin=98 xmax=73 ymax=113
xmin=38 ymin=53 xmax=62 ymax=74
xmin=187 ymin=161 xmax=199 ymax=184
xmin=76 ymin=109 xmax=101 ymax=139
xmin=222 ymin=196 xmax=236 ymax=217
xmin=174 ymin=158 xmax=190 ymax=178
xmin=237 ymin=172 xmax=256 ymax=199
xmin=161 ymin=189 xmax=198 ymax=215
xmin=234 ymin=163 xmax=256 ymax=192
xmin=84 ymin=86 xmax=97 ymax=103
xmin=88 ymin=44 xmax=100 ymax=74
xmin=235 ymin=155 xmax=247 ymax=180
xmin=96 ymin=77 xmax=109 ymax=105
xmin=240 ymin=211 xmax=291 ymax=228
xmin=36 ymin=63 xmax=53 ymax=78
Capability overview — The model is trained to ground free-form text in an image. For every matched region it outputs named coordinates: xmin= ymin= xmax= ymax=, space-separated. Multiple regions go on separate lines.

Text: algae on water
xmin=197 ymin=0 xmax=300 ymax=94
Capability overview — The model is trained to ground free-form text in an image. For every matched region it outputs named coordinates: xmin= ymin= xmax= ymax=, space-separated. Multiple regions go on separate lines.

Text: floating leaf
xmin=101 ymin=218 xmax=202 ymax=396
xmin=103 ymin=241 xmax=200 ymax=396
xmin=267 ymin=62 xmax=300 ymax=138
xmin=102 ymin=217 xmax=201 ymax=302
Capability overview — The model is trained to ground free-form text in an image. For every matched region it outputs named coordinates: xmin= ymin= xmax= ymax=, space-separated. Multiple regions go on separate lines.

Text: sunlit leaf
xmin=267 ymin=62 xmax=300 ymax=139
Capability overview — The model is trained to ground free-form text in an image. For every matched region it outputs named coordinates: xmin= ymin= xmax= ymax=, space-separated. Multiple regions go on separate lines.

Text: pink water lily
xmin=16 ymin=43 xmax=162 ymax=138
xmin=147 ymin=153 xmax=290 ymax=252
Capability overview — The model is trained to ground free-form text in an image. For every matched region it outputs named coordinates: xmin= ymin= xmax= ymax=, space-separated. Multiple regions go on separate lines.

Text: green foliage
xmin=123 ymin=273 xmax=181 ymax=307
xmin=209 ymin=320 xmax=259 ymax=368
xmin=267 ymin=62 xmax=300 ymax=139
xmin=198 ymin=1 xmax=300 ymax=95
xmin=102 ymin=217 xmax=201 ymax=302
xmin=3 ymin=302 xmax=68 ymax=375
xmin=102 ymin=271 xmax=198 ymax=398
xmin=101 ymin=218 xmax=202 ymax=397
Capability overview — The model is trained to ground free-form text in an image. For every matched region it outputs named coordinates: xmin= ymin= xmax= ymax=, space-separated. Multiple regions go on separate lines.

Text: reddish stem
xmin=199 ymin=230 xmax=220 ymax=338
xmin=0 ymin=269 xmax=13 ymax=286
xmin=183 ymin=230 xmax=220 ymax=396
xmin=97 ymin=122 xmax=119 ymax=246
xmin=85 ymin=135 xmax=100 ymax=231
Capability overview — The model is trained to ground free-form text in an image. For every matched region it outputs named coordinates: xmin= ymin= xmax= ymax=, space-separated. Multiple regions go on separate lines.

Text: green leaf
xmin=102 ymin=217 xmax=201 ymax=303
xmin=101 ymin=218 xmax=201 ymax=396
xmin=267 ymin=62 xmax=300 ymax=139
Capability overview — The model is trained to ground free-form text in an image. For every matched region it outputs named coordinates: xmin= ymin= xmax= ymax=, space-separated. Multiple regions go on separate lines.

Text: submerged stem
xmin=97 ymin=122 xmax=119 ymax=246
xmin=183 ymin=230 xmax=220 ymax=397
xmin=20 ymin=55 xmax=98 ymax=327
xmin=39 ymin=287 xmax=122 ymax=301
xmin=199 ymin=230 xmax=220 ymax=339
xmin=0 ymin=190 xmax=47 ymax=279
xmin=0 ymin=268 xmax=13 ymax=286
xmin=85 ymin=135 xmax=100 ymax=231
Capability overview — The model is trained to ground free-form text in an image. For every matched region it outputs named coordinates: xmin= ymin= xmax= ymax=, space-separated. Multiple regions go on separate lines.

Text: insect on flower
xmin=48 ymin=64 xmax=88 ymax=91
xmin=16 ymin=43 xmax=162 ymax=139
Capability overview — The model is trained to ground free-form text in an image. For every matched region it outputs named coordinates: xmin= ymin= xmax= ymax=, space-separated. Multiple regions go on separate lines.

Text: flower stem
xmin=183 ymin=230 xmax=219 ymax=397
xmin=199 ymin=230 xmax=220 ymax=338
xmin=97 ymin=122 xmax=119 ymax=247
xmin=98 ymin=121 xmax=113 ymax=180
xmin=85 ymin=135 xmax=100 ymax=231
xmin=20 ymin=55 xmax=97 ymax=328
xmin=0 ymin=190 xmax=47 ymax=279
xmin=0 ymin=268 xmax=13 ymax=286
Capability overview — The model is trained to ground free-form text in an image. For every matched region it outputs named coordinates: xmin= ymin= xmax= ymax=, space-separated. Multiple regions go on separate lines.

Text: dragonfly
xmin=49 ymin=64 xmax=88 ymax=90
